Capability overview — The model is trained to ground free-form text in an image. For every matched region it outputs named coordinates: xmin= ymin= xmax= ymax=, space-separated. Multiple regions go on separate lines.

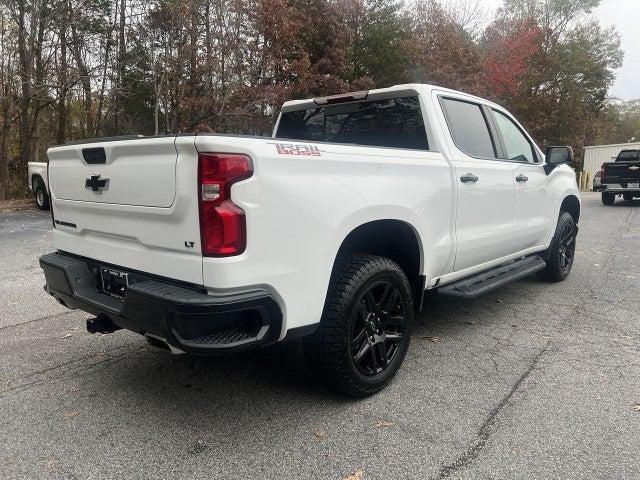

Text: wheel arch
xmin=32 ymin=174 xmax=44 ymax=190
xmin=332 ymin=219 xmax=425 ymax=310
xmin=560 ymin=195 xmax=580 ymax=224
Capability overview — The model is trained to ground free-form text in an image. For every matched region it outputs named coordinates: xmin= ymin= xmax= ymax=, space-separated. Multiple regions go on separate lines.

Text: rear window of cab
xmin=275 ymin=96 xmax=429 ymax=150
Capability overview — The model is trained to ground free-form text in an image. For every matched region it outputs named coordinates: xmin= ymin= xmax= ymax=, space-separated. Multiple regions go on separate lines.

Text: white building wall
xmin=583 ymin=142 xmax=640 ymax=188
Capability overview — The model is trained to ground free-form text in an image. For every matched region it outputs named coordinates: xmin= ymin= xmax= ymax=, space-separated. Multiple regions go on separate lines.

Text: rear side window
xmin=440 ymin=98 xmax=496 ymax=159
xmin=276 ymin=96 xmax=429 ymax=150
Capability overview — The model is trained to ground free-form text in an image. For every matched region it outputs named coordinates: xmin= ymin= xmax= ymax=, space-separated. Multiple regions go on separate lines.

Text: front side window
xmin=440 ymin=98 xmax=496 ymax=159
xmin=493 ymin=110 xmax=537 ymax=163
xmin=275 ymin=96 xmax=429 ymax=150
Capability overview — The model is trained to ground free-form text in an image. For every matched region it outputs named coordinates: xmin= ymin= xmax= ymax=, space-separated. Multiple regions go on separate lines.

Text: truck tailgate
xmin=602 ymin=162 xmax=640 ymax=183
xmin=48 ymin=138 xmax=177 ymax=207
xmin=47 ymin=136 xmax=204 ymax=285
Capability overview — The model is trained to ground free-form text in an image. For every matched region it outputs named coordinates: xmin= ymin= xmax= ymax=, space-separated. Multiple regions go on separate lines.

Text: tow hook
xmin=86 ymin=314 xmax=121 ymax=334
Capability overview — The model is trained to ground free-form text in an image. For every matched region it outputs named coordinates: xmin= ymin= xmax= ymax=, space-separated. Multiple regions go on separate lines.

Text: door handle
xmin=460 ymin=173 xmax=479 ymax=184
xmin=516 ymin=174 xmax=529 ymax=183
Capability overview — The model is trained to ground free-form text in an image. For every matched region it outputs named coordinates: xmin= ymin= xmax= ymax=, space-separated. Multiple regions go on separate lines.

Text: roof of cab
xmin=280 ymin=83 xmax=505 ymax=113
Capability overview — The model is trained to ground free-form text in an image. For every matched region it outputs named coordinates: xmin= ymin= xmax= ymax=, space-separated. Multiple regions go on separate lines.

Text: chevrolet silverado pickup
xmin=600 ymin=149 xmax=640 ymax=205
xmin=27 ymin=161 xmax=49 ymax=210
xmin=40 ymin=84 xmax=580 ymax=397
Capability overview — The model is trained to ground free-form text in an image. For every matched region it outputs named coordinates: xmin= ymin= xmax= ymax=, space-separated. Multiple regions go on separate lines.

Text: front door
xmin=491 ymin=109 xmax=555 ymax=251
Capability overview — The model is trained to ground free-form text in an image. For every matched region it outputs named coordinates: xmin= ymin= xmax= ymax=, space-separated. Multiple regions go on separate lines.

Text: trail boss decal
xmin=269 ymin=142 xmax=325 ymax=157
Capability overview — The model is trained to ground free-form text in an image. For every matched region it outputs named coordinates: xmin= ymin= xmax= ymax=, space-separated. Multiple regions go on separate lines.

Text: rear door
xmin=438 ymin=96 xmax=517 ymax=271
xmin=490 ymin=108 xmax=554 ymax=251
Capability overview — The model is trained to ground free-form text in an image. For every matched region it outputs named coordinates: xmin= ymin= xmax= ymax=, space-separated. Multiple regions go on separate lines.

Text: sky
xmin=445 ymin=0 xmax=639 ymax=101
xmin=595 ymin=0 xmax=640 ymax=100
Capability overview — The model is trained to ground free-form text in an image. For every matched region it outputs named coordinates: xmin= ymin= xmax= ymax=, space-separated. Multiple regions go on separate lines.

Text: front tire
xmin=601 ymin=192 xmax=615 ymax=205
xmin=537 ymin=212 xmax=577 ymax=282
xmin=303 ymin=254 xmax=414 ymax=398
xmin=623 ymin=193 xmax=634 ymax=202
xmin=34 ymin=180 xmax=49 ymax=210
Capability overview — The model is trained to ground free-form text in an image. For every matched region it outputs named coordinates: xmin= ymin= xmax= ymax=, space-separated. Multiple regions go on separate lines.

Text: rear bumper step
xmin=438 ymin=255 xmax=546 ymax=298
xmin=39 ymin=252 xmax=282 ymax=354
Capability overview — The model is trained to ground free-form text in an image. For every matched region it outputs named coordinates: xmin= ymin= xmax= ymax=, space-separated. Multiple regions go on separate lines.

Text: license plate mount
xmin=100 ymin=267 xmax=129 ymax=299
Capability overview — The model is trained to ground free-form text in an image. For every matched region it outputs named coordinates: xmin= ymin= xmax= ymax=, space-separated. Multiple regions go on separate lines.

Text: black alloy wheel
xmin=350 ymin=281 xmax=407 ymax=376
xmin=557 ymin=222 xmax=576 ymax=275
xmin=537 ymin=211 xmax=577 ymax=282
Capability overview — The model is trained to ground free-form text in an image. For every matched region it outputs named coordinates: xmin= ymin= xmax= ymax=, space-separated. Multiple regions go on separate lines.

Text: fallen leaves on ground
xmin=632 ymin=403 xmax=640 ymax=412
xmin=343 ymin=469 xmax=364 ymax=480
xmin=421 ymin=335 xmax=439 ymax=343
xmin=62 ymin=334 xmax=72 ymax=339
xmin=376 ymin=420 xmax=393 ymax=428
xmin=188 ymin=440 xmax=208 ymax=455
xmin=313 ymin=429 xmax=327 ymax=439
xmin=0 ymin=198 xmax=36 ymax=212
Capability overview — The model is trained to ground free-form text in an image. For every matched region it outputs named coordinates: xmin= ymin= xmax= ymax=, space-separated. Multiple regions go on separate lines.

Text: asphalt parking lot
xmin=1 ymin=192 xmax=639 ymax=479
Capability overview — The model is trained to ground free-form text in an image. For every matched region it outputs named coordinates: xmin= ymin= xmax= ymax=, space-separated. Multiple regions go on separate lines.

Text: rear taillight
xmin=198 ymin=153 xmax=253 ymax=257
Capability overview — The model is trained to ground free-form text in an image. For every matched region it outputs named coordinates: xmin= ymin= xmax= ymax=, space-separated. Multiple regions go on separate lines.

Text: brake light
xmin=314 ymin=91 xmax=368 ymax=105
xmin=198 ymin=153 xmax=253 ymax=257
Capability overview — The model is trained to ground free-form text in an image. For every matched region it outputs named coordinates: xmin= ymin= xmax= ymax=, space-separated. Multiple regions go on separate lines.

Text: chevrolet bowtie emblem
xmin=629 ymin=166 xmax=639 ymax=170
xmin=85 ymin=174 xmax=109 ymax=193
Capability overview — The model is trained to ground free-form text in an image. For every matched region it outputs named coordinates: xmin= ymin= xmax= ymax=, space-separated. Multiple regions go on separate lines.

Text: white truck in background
xmin=39 ymin=84 xmax=580 ymax=397
xmin=27 ymin=161 xmax=49 ymax=210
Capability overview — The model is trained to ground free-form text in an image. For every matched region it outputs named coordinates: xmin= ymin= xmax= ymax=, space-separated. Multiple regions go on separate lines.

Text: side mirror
xmin=544 ymin=146 xmax=574 ymax=174
xmin=545 ymin=146 xmax=574 ymax=165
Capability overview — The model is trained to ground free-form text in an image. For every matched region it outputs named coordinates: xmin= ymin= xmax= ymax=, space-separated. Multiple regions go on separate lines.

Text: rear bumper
xmin=601 ymin=182 xmax=640 ymax=193
xmin=39 ymin=252 xmax=283 ymax=354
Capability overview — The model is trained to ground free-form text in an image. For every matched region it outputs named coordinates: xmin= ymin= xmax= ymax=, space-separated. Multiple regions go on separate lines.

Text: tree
xmin=485 ymin=0 xmax=622 ymax=162
xmin=405 ymin=1 xmax=485 ymax=94
xmin=0 ymin=8 xmax=19 ymax=200
xmin=345 ymin=0 xmax=411 ymax=87
xmin=482 ymin=17 xmax=542 ymax=97
xmin=0 ymin=0 xmax=632 ymax=199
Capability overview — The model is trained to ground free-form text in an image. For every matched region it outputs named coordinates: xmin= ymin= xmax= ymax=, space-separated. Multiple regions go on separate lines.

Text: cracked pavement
xmin=1 ymin=192 xmax=639 ymax=479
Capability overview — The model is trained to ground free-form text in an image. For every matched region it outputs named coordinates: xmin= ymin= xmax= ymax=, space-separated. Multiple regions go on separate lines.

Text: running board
xmin=438 ymin=255 xmax=546 ymax=298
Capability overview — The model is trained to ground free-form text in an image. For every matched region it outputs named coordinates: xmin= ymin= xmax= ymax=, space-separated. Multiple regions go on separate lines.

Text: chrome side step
xmin=438 ymin=255 xmax=546 ymax=298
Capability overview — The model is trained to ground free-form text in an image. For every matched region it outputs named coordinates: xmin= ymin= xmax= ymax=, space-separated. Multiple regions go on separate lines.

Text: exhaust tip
xmin=86 ymin=314 xmax=120 ymax=334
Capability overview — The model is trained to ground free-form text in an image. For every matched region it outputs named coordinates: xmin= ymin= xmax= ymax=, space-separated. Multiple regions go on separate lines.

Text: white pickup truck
xmin=27 ymin=161 xmax=50 ymax=210
xmin=40 ymin=84 xmax=579 ymax=397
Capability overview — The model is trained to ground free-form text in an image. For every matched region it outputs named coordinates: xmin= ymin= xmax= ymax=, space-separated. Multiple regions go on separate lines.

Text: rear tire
xmin=601 ymin=192 xmax=615 ymax=205
xmin=303 ymin=254 xmax=414 ymax=398
xmin=34 ymin=180 xmax=49 ymax=210
xmin=537 ymin=212 xmax=577 ymax=282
